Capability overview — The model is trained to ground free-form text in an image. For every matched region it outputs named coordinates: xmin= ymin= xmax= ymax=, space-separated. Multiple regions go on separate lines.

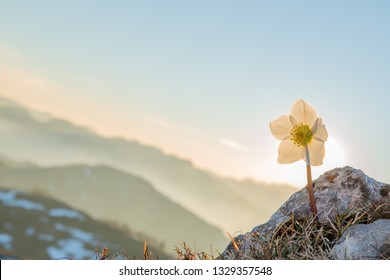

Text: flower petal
xmin=277 ymin=140 xmax=303 ymax=164
xmin=304 ymin=139 xmax=326 ymax=166
xmin=289 ymin=115 xmax=298 ymax=126
xmin=312 ymin=117 xmax=328 ymax=142
xmin=269 ymin=115 xmax=293 ymax=140
xmin=290 ymin=99 xmax=317 ymax=127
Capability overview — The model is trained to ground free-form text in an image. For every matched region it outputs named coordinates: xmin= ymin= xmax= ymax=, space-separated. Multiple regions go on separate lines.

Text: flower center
xmin=290 ymin=122 xmax=313 ymax=147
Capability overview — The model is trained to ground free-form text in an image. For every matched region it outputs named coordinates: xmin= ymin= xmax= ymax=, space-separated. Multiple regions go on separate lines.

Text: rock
xmin=221 ymin=166 xmax=390 ymax=259
xmin=331 ymin=219 xmax=390 ymax=260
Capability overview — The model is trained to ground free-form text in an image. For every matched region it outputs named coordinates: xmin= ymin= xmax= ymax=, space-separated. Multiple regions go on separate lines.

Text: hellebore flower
xmin=270 ymin=99 xmax=328 ymax=166
xmin=269 ymin=99 xmax=328 ymax=216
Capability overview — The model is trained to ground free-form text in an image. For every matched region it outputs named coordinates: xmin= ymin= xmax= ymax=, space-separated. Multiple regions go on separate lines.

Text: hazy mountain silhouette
xmin=0 ymin=97 xmax=296 ymax=243
xmin=0 ymin=161 xmax=227 ymax=255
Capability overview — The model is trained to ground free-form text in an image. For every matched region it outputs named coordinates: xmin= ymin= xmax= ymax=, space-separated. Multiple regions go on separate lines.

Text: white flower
xmin=269 ymin=99 xmax=328 ymax=166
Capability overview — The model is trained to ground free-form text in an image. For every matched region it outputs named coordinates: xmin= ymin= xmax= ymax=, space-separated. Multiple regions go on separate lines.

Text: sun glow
xmin=322 ymin=136 xmax=347 ymax=169
xmin=305 ymin=135 xmax=348 ymax=185
xmin=260 ymin=135 xmax=348 ymax=188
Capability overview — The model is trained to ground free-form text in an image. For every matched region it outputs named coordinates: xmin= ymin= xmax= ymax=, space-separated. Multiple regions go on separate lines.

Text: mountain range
xmin=0 ymin=159 xmax=227 ymax=255
xmin=0 ymin=96 xmax=296 ymax=257
xmin=0 ymin=186 xmax=170 ymax=259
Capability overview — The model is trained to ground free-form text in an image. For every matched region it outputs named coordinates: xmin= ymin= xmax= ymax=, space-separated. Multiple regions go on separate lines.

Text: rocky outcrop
xmin=331 ymin=219 xmax=390 ymax=260
xmin=221 ymin=166 xmax=390 ymax=259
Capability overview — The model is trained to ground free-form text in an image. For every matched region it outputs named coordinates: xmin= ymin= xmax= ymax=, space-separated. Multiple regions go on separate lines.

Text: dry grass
xmin=248 ymin=214 xmax=341 ymax=259
xmin=96 ymin=204 xmax=389 ymax=260
xmin=94 ymin=247 xmax=111 ymax=260
xmin=230 ymin=204 xmax=390 ymax=260
xmin=108 ymin=242 xmax=214 ymax=260
xmin=174 ymin=242 xmax=215 ymax=260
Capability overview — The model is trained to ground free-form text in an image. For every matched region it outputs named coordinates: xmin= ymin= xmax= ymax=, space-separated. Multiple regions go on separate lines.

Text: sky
xmin=0 ymin=0 xmax=389 ymax=187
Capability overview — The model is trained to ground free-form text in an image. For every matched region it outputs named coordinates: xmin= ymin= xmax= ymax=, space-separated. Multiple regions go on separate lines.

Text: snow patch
xmin=25 ymin=227 xmax=35 ymax=236
xmin=38 ymin=233 xmax=55 ymax=242
xmin=48 ymin=208 xmax=85 ymax=221
xmin=47 ymin=239 xmax=95 ymax=260
xmin=54 ymin=223 xmax=66 ymax=231
xmin=4 ymin=222 xmax=13 ymax=231
xmin=67 ymin=227 xmax=96 ymax=244
xmin=0 ymin=190 xmax=44 ymax=211
xmin=0 ymin=233 xmax=13 ymax=250
xmin=39 ymin=216 xmax=49 ymax=224
xmin=54 ymin=223 xmax=98 ymax=246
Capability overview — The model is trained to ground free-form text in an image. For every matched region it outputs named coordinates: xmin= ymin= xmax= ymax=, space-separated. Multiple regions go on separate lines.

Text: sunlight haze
xmin=1 ymin=0 xmax=389 ymax=187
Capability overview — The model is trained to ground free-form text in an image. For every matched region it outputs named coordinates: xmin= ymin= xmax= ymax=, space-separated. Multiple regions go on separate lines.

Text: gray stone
xmin=221 ymin=166 xmax=390 ymax=259
xmin=331 ymin=219 xmax=390 ymax=260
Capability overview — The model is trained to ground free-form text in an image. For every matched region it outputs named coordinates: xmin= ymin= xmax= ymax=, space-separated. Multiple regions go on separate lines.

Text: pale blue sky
xmin=0 ymin=1 xmax=389 ymax=186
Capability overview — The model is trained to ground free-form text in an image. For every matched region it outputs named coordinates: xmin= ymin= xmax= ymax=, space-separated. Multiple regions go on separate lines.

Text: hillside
xmin=0 ymin=187 xmax=170 ymax=259
xmin=0 ymin=97 xmax=296 ymax=234
xmin=0 ymin=161 xmax=228 ymax=255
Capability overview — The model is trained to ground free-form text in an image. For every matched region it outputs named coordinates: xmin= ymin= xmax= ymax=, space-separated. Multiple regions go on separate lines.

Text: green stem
xmin=305 ymin=146 xmax=318 ymax=217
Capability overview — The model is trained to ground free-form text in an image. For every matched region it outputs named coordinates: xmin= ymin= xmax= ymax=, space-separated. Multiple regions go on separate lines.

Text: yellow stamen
xmin=290 ymin=122 xmax=313 ymax=147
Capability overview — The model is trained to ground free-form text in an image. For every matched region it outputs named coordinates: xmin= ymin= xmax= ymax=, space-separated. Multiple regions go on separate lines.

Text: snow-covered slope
xmin=0 ymin=188 xmax=170 ymax=259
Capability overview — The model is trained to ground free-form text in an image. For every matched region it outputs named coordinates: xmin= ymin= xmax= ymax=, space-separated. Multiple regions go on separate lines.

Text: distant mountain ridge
xmin=0 ymin=160 xmax=228 ymax=255
xmin=0 ymin=96 xmax=296 ymax=248
xmin=0 ymin=187 xmax=170 ymax=259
